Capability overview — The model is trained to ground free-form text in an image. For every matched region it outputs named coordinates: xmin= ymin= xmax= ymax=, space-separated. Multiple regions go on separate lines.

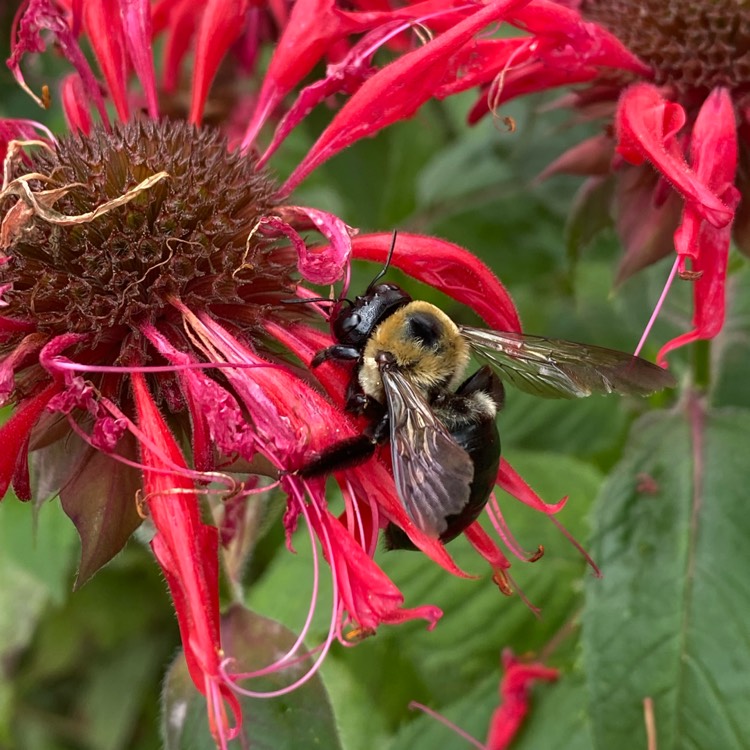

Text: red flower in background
xmin=438 ymin=0 xmax=743 ymax=363
xmin=0 ymin=0 xmax=575 ymax=744
xmin=486 ymin=650 xmax=559 ymax=750
xmin=410 ymin=649 xmax=558 ymax=750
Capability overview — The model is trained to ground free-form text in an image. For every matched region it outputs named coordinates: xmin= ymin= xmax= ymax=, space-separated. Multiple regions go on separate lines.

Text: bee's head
xmin=328 ymin=283 xmax=411 ymax=348
xmin=359 ymin=301 xmax=470 ymax=400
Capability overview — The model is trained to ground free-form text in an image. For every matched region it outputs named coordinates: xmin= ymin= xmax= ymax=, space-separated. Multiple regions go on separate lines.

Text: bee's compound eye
xmin=406 ymin=312 xmax=442 ymax=348
xmin=339 ymin=313 xmax=361 ymax=333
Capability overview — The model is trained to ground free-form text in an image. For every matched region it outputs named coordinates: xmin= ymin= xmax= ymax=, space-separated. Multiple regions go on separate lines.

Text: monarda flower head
xmin=1 ymin=0 xmax=572 ymax=744
xmin=438 ymin=0 xmax=743 ymax=364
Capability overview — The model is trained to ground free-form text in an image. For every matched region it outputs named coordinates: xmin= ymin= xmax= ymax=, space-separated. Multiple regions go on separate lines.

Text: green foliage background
xmin=2 ymin=6 xmax=748 ymax=750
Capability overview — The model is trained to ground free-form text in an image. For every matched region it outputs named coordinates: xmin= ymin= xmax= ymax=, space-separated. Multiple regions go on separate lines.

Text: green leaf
xmin=583 ymin=404 xmax=750 ymax=749
xmin=162 ymin=604 xmax=343 ymax=750
xmin=0 ymin=493 xmax=78 ymax=604
xmin=500 ymin=391 xmax=629 ymax=459
xmin=714 ymin=263 xmax=750 ymax=409
xmin=82 ymin=637 xmax=167 ymax=750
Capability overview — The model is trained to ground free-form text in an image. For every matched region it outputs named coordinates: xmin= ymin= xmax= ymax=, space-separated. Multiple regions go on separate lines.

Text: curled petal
xmin=9 ymin=0 xmax=109 ymax=122
xmin=351 ymin=232 xmax=522 ymax=331
xmin=615 ymin=83 xmax=733 ymax=228
xmin=272 ymin=207 xmax=354 ymax=284
xmin=658 ymin=88 xmax=740 ymax=363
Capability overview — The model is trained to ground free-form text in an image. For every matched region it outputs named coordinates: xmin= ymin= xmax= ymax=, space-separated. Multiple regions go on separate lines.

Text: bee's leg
xmin=343 ymin=381 xmax=382 ymax=418
xmin=455 ymin=365 xmax=505 ymax=410
xmin=311 ymin=345 xmax=360 ymax=367
xmin=296 ymin=411 xmax=389 ymax=478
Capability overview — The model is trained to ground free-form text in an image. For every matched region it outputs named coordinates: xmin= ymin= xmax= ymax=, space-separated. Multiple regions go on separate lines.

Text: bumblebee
xmin=299 ymin=247 xmax=676 ymax=548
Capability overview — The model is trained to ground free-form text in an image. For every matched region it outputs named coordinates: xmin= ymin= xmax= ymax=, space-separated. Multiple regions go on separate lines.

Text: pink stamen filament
xmin=547 ymin=515 xmax=602 ymax=578
xmin=47 ymin=357 xmax=290 ymax=376
xmin=206 ymin=678 xmax=239 ymax=750
xmin=503 ymin=570 xmax=542 ymax=618
xmin=61 ymin=411 xmax=233 ymax=493
xmin=634 ymin=255 xmax=680 ymax=357
xmin=222 ymin=482 xmax=340 ymax=697
xmin=98 ymin=396 xmax=243 ymax=490
xmin=409 ymin=702 xmax=487 ymax=750
xmin=341 ymin=478 xmax=367 ymax=549
xmin=486 ymin=492 xmax=541 ymax=561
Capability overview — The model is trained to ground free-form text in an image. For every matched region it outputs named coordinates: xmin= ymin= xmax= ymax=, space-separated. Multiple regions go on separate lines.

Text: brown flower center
xmin=0 ymin=120 xmax=287 ymax=339
xmin=580 ymin=0 xmax=750 ymax=94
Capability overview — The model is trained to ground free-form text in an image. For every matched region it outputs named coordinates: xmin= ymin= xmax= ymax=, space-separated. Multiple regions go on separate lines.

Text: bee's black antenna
xmin=281 ymin=296 xmax=336 ymax=305
xmin=366 ymin=230 xmax=398 ymax=293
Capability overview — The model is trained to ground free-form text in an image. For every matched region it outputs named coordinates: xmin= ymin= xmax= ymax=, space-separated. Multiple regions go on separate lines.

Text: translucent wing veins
xmin=381 ymin=369 xmax=473 ymax=537
xmin=459 ymin=326 xmax=676 ymax=399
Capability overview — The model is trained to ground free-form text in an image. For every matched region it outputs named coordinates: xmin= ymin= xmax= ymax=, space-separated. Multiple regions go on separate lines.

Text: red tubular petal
xmin=281 ymin=0 xmax=532 ymax=193
xmin=61 ymin=74 xmax=93 ymax=134
xmin=497 ymin=459 xmax=567 ymax=514
xmin=467 ymin=62 xmax=599 ymax=123
xmin=120 ymin=0 xmax=159 ymax=119
xmin=257 ymin=22 xmax=398 ymax=166
xmin=510 ymin=0 xmax=650 ymax=75
xmin=156 ymin=0 xmax=199 ymax=93
xmin=264 ymin=321 xmax=350 ymax=406
xmin=312 ymin=506 xmax=442 ymax=630
xmin=436 ymin=38 xmax=532 ymax=98
xmin=189 ymin=0 xmax=250 ymax=125
xmin=351 ymin=232 xmax=522 ymax=331
xmin=464 ymin=522 xmax=511 ymax=571
xmin=131 ymin=371 xmax=240 ymax=741
xmin=615 ymin=83 xmax=733 ymax=228
xmin=240 ymin=0 xmax=357 ymax=149
xmin=0 ymin=383 xmax=60 ymax=500
xmin=83 ymin=0 xmax=130 ymax=121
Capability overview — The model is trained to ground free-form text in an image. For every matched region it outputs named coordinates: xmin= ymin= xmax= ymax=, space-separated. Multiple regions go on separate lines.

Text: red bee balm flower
xmin=446 ymin=0 xmax=744 ymax=363
xmin=1 ymin=0 xmax=570 ymax=744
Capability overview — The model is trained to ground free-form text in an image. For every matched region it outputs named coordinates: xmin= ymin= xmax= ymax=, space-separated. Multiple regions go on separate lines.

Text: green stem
xmin=691 ymin=339 xmax=711 ymax=392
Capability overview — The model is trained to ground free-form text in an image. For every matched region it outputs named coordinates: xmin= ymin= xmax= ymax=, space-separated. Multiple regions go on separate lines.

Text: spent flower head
xmin=1 ymin=0 xmax=577 ymax=744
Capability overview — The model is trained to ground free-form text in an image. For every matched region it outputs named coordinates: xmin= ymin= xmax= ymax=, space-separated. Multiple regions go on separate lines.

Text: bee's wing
xmin=381 ymin=369 xmax=474 ymax=538
xmin=460 ymin=326 xmax=676 ymax=399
